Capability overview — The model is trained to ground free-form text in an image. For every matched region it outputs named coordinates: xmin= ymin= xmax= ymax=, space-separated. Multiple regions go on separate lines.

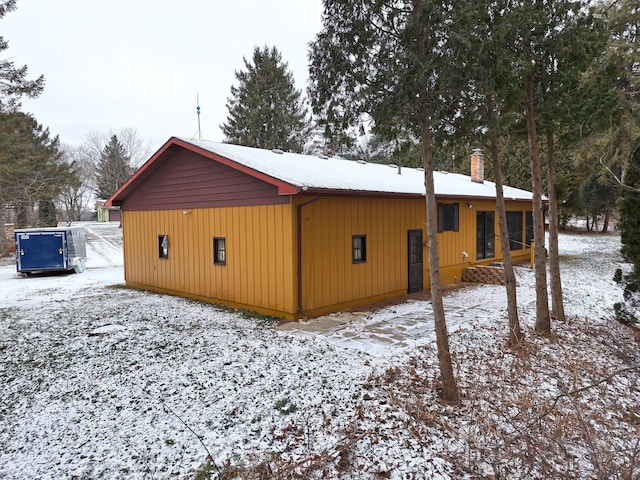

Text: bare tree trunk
xmin=602 ymin=209 xmax=610 ymax=233
xmin=15 ymin=202 xmax=28 ymax=229
xmin=525 ymin=75 xmax=551 ymax=333
xmin=489 ymin=130 xmax=524 ymax=346
xmin=487 ymin=93 xmax=522 ymax=344
xmin=546 ymin=129 xmax=565 ymax=322
xmin=421 ymin=116 xmax=459 ymax=403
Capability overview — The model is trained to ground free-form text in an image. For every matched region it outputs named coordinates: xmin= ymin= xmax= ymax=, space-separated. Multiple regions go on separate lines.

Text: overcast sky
xmin=3 ymin=0 xmax=324 ymax=152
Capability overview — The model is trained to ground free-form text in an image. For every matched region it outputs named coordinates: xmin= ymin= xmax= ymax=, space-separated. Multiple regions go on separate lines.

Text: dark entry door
xmin=408 ymin=229 xmax=423 ymax=293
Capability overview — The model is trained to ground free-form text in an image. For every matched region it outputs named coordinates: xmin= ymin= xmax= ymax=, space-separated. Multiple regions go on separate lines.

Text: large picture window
xmin=352 ymin=235 xmax=367 ymax=263
xmin=437 ymin=203 xmax=459 ymax=232
xmin=506 ymin=211 xmax=524 ymax=250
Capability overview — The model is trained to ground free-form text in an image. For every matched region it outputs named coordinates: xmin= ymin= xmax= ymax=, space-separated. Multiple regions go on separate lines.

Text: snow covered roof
xmin=178 ymin=138 xmax=534 ymax=201
xmin=108 ymin=137 xmax=536 ymax=205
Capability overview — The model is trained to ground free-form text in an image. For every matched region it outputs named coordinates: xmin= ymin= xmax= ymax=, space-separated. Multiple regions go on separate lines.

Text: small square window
xmin=437 ymin=203 xmax=459 ymax=232
xmin=158 ymin=234 xmax=168 ymax=259
xmin=213 ymin=237 xmax=226 ymax=265
xmin=352 ymin=235 xmax=366 ymax=263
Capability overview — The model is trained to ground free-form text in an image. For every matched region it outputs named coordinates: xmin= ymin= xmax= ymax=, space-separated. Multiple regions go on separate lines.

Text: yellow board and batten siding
xmin=296 ymin=196 xmax=534 ymax=318
xmin=297 ymin=196 xmax=424 ymax=317
xmin=437 ymin=200 xmax=474 ymax=284
xmin=121 ymin=196 xmax=534 ymax=320
xmin=121 ymin=204 xmax=297 ymax=319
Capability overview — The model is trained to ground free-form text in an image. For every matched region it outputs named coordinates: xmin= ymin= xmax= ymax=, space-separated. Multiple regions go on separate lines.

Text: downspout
xmin=296 ymin=196 xmax=320 ymax=318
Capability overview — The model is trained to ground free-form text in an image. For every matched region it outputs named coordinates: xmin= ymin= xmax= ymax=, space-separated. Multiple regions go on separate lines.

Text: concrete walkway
xmin=276 ymin=282 xmax=520 ymax=359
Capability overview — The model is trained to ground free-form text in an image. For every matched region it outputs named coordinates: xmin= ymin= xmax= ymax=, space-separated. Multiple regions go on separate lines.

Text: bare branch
xmin=159 ymin=400 xmax=220 ymax=475
xmin=529 ymin=364 xmax=640 ymax=428
xmin=600 ymin=140 xmax=640 ymax=192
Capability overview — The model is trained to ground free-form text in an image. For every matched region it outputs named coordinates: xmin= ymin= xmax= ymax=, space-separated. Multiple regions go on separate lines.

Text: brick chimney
xmin=471 ymin=149 xmax=484 ymax=184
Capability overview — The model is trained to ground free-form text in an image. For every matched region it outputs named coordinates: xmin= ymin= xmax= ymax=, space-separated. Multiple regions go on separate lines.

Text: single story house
xmin=106 ymin=137 xmax=535 ymax=320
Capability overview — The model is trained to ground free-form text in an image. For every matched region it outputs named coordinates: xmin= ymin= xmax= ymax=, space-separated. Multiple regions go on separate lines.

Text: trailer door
xmin=17 ymin=232 xmax=66 ymax=272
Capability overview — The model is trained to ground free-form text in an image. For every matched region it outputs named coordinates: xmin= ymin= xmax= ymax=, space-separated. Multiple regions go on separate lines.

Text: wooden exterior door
xmin=408 ymin=229 xmax=423 ymax=293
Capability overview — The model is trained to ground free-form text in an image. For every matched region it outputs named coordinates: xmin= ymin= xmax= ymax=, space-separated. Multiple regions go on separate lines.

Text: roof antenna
xmin=196 ymin=93 xmax=202 ymax=140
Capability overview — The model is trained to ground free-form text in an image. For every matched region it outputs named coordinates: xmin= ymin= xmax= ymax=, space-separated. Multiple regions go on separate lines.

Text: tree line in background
xmin=0 ymin=0 xmax=148 ymax=252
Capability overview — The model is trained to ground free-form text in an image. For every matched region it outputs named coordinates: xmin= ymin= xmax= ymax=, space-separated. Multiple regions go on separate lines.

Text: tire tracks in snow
xmin=83 ymin=224 xmax=123 ymax=268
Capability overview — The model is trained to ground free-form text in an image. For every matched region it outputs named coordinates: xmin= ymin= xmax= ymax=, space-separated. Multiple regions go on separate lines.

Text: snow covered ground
xmin=0 ymin=222 xmax=638 ymax=479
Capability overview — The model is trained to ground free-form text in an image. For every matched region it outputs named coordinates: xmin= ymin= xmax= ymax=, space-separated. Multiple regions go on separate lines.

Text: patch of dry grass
xmin=196 ymin=317 xmax=640 ymax=479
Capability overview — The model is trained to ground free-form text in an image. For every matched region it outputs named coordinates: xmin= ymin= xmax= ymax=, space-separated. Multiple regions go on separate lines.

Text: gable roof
xmin=107 ymin=136 xmax=535 ymax=206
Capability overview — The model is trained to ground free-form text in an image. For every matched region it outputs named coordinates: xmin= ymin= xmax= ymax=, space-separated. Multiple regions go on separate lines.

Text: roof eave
xmin=436 ymin=193 xmax=538 ymax=202
xmin=300 ymin=188 xmax=424 ymax=199
xmin=105 ymin=136 xmax=540 ymax=207
xmin=300 ymin=189 xmax=535 ymax=202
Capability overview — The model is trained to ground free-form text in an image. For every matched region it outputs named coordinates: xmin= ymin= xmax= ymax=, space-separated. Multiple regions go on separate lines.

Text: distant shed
xmin=106 ymin=137 xmax=535 ymax=320
xmin=96 ymin=200 xmax=121 ymax=222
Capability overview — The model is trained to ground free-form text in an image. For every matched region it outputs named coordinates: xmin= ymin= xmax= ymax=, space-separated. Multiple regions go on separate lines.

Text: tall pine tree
xmin=0 ymin=0 xmax=44 ymax=112
xmin=37 ymin=199 xmax=57 ymax=227
xmin=609 ymin=0 xmax=640 ymax=325
xmin=0 ymin=112 xmax=68 ymax=228
xmin=222 ymin=46 xmax=311 ymax=152
xmin=95 ymin=135 xmax=134 ymax=200
xmin=309 ymin=0 xmax=479 ymax=402
xmin=486 ymin=0 xmax=610 ymax=331
xmin=614 ymin=138 xmax=640 ymax=324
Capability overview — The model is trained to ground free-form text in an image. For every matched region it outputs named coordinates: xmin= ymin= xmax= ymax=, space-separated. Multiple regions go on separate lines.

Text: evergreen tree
xmin=608 ymin=0 xmax=640 ymax=321
xmin=619 ymin=149 xmax=640 ymax=265
xmin=579 ymin=169 xmax=617 ymax=231
xmin=480 ymin=0 xmax=612 ymax=330
xmin=0 ymin=1 xmax=44 ymax=112
xmin=309 ymin=0 xmax=479 ymax=403
xmin=222 ymin=46 xmax=311 ymax=152
xmin=37 ymin=199 xmax=57 ymax=227
xmin=310 ymin=119 xmax=358 ymax=157
xmin=495 ymin=139 xmax=533 ymax=191
xmin=361 ymin=132 xmax=422 ymax=167
xmin=0 ymin=112 xmax=68 ymax=228
xmin=614 ymin=138 xmax=640 ymax=325
xmin=605 ymin=0 xmax=639 ymax=112
xmin=95 ymin=135 xmax=134 ymax=199
xmin=446 ymin=0 xmax=528 ymax=345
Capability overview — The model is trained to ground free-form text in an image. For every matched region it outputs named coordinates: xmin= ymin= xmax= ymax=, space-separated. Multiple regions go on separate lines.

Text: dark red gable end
xmin=106 ymin=137 xmax=298 ymax=210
